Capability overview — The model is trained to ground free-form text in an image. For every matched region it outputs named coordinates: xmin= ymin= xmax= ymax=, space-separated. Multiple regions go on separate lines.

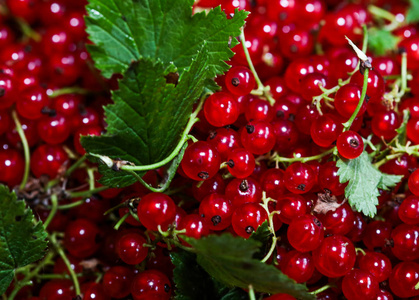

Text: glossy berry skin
xmin=358 ymin=251 xmax=392 ymax=282
xmin=73 ymin=125 xmax=102 ymax=155
xmin=192 ymin=173 xmax=226 ymax=202
xmin=391 ymin=223 xmax=419 ymax=261
xmin=389 ymin=262 xmax=419 ymax=298
xmin=225 ymin=66 xmax=255 ymax=96
xmin=82 ymin=282 xmax=110 ymax=300
xmin=131 ymin=270 xmax=171 ymax=300
xmin=287 ymin=214 xmax=324 ymax=252
xmin=0 ymin=149 xmax=24 ymax=187
xmin=337 ymin=130 xmax=364 ymax=159
xmin=260 ymin=168 xmax=287 ymax=200
xmin=275 ymin=194 xmax=309 ymax=224
xmin=64 ymin=218 xmax=101 ymax=259
xmin=226 ymin=148 xmax=255 ymax=179
xmin=272 ymin=119 xmax=299 ymax=153
xmin=39 ymin=280 xmax=75 ymax=300
xmin=0 ymin=73 xmax=16 ymax=109
xmin=342 ymin=269 xmax=379 ymax=300
xmin=240 ymin=121 xmax=276 ymax=155
xmin=37 ymin=114 xmax=71 ymax=145
xmin=300 ymin=72 xmax=327 ymax=101
xmin=316 ymin=202 xmax=355 ymax=235
xmin=371 ymin=110 xmax=401 ymax=141
xmin=206 ymin=127 xmax=240 ymax=162
xmin=281 ymin=251 xmax=315 ymax=283
xmin=30 ymin=144 xmax=69 ymax=179
xmin=178 ymin=214 xmax=210 ymax=240
xmin=116 ymin=233 xmax=148 ymax=265
xmin=102 ymin=266 xmax=133 ymax=299
xmin=199 ymin=193 xmax=232 ymax=231
xmin=318 ymin=161 xmax=347 ymax=196
xmin=409 ymin=169 xmax=419 ymax=196
xmin=204 ymin=92 xmax=239 ymax=127
xmin=181 ymin=141 xmax=220 ymax=181
xmin=284 ymin=162 xmax=316 ymax=194
xmin=245 ymin=98 xmax=274 ymax=122
xmin=362 ymin=221 xmax=393 ymax=250
xmin=398 ymin=195 xmax=419 ymax=225
xmin=310 ymin=113 xmax=342 ymax=148
xmin=312 ymin=235 xmax=356 ymax=278
xmin=231 ymin=203 xmax=268 ymax=238
xmin=137 ymin=192 xmax=176 ymax=231
xmin=350 ymin=69 xmax=385 ymax=104
xmin=225 ymin=177 xmax=262 ymax=207
xmin=16 ymin=86 xmax=49 ymax=120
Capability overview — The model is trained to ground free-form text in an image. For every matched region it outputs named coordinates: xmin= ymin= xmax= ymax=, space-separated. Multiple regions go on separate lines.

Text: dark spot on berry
xmin=245 ymin=226 xmax=254 ymax=234
xmin=227 ymin=159 xmax=234 ymax=168
xmin=290 ymin=44 xmax=298 ymax=53
xmin=297 ymin=184 xmax=306 ymax=191
xmin=41 ymin=107 xmax=57 ymax=117
xmin=15 ymin=216 xmax=21 ymax=222
xmin=211 ymin=215 xmax=222 ymax=226
xmin=197 ymin=157 xmax=203 ymax=164
xmin=279 ymin=12 xmax=287 ymax=21
xmin=0 ymin=88 xmax=5 ymax=97
xmin=288 ymin=114 xmax=295 ymax=121
xmin=276 ymin=110 xmax=285 ymax=119
xmin=198 ymin=171 xmax=209 ymax=180
xmin=239 ymin=179 xmax=249 ymax=192
xmin=365 ymin=95 xmax=370 ymax=103
xmin=246 ymin=125 xmax=255 ymax=134
xmin=349 ymin=138 xmax=359 ymax=148
xmin=399 ymin=46 xmax=406 ymax=54
xmin=231 ymin=77 xmax=240 ymax=87
xmin=209 ymin=130 xmax=217 ymax=139
xmin=313 ymin=217 xmax=321 ymax=227
xmin=164 ymin=284 xmax=171 ymax=293
xmin=201 ymin=213 xmax=205 ymax=218
xmin=73 ymin=295 xmax=82 ymax=300
xmin=55 ymin=67 xmax=64 ymax=75
xmin=325 ymin=233 xmax=333 ymax=237
xmin=385 ymin=238 xmax=394 ymax=248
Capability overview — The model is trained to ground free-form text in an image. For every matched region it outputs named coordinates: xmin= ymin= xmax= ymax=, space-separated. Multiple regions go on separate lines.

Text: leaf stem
xmin=114 ymin=213 xmax=129 ymax=230
xmin=48 ymin=87 xmax=91 ymax=98
xmin=49 ymin=233 xmax=81 ymax=296
xmin=248 ymin=285 xmax=256 ymax=300
xmin=11 ymin=111 xmax=30 ymax=191
xmin=54 ymin=199 xmax=86 ymax=210
xmin=68 ymin=186 xmax=108 ymax=198
xmin=309 ymin=284 xmax=335 ymax=295
xmin=44 ymin=194 xmax=58 ymax=229
xmin=343 ymin=68 xmax=369 ymax=131
xmin=273 ymin=147 xmax=335 ymax=164
xmin=260 ymin=236 xmax=278 ymax=263
xmin=240 ymin=29 xmax=275 ymax=106
xmin=65 ymin=155 xmax=87 ymax=177
xmin=120 ymin=94 xmax=206 ymax=173
xmin=15 ymin=17 xmax=41 ymax=42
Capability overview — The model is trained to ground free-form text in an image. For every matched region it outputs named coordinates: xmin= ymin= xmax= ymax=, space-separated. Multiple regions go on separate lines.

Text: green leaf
xmin=249 ymin=221 xmax=272 ymax=260
xmin=368 ymin=28 xmax=400 ymax=56
xmin=86 ymin=0 xmax=248 ymax=79
xmin=406 ymin=0 xmax=419 ymax=23
xmin=337 ymin=152 xmax=402 ymax=217
xmin=0 ymin=185 xmax=48 ymax=294
xmin=185 ymin=234 xmax=315 ymax=300
xmin=81 ymin=47 xmax=209 ymax=186
xmin=171 ymin=250 xmax=249 ymax=300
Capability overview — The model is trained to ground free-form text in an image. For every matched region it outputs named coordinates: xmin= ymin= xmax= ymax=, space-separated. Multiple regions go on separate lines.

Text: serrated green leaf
xmin=185 ymin=234 xmax=315 ymax=300
xmin=406 ymin=0 xmax=419 ymax=23
xmin=337 ymin=152 xmax=403 ymax=217
xmin=0 ymin=185 xmax=48 ymax=294
xmin=86 ymin=0 xmax=248 ymax=79
xmin=249 ymin=221 xmax=272 ymax=260
xmin=82 ymin=47 xmax=209 ymax=186
xmin=368 ymin=28 xmax=400 ymax=56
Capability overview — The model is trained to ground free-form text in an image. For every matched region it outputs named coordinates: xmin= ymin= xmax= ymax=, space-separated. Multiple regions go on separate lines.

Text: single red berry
xmin=116 ymin=233 xmax=148 ymax=265
xmin=181 ymin=141 xmax=220 ymax=181
xmin=231 ymin=202 xmax=268 ymax=238
xmin=204 ymin=92 xmax=239 ymax=127
xmin=226 ymin=147 xmax=255 ymax=179
xmin=342 ymin=268 xmax=379 ymax=300
xmin=337 ymin=130 xmax=364 ymax=159
xmin=225 ymin=66 xmax=255 ymax=96
xmin=137 ymin=192 xmax=177 ymax=231
xmin=131 ymin=269 xmax=171 ymax=300
xmin=199 ymin=193 xmax=233 ymax=231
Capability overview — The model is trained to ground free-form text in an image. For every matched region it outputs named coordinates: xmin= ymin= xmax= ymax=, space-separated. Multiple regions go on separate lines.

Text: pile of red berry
xmin=4 ymin=0 xmax=419 ymax=299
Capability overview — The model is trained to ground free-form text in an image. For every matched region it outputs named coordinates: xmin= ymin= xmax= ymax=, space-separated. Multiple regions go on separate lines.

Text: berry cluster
xmin=4 ymin=0 xmax=419 ymax=300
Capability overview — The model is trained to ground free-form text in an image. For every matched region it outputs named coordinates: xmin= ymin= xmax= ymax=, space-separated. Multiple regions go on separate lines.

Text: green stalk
xmin=68 ymin=186 xmax=108 ymax=198
xmin=248 ymin=285 xmax=256 ymax=300
xmin=274 ymin=147 xmax=335 ymax=164
xmin=65 ymin=155 xmax=87 ymax=177
xmin=49 ymin=234 xmax=81 ymax=296
xmin=11 ymin=111 xmax=30 ymax=191
xmin=49 ymin=87 xmax=91 ymax=98
xmin=120 ymin=93 xmax=206 ymax=172
xmin=114 ymin=213 xmax=129 ymax=230
xmin=309 ymin=284 xmax=335 ymax=295
xmin=44 ymin=194 xmax=58 ymax=229
xmin=343 ymin=68 xmax=369 ymax=131
xmin=240 ymin=29 xmax=275 ymax=106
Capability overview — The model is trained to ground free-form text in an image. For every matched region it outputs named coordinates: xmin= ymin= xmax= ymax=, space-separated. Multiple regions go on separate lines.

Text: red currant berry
xmin=199 ymin=193 xmax=233 ymax=231
xmin=131 ymin=269 xmax=171 ymax=300
xmin=102 ymin=266 xmax=134 ymax=299
xmin=287 ymin=214 xmax=324 ymax=252
xmin=342 ymin=268 xmax=379 ymax=300
xmin=284 ymin=162 xmax=316 ymax=194
xmin=225 ymin=177 xmax=262 ymax=207
xmin=137 ymin=192 xmax=176 ymax=231
xmin=241 ymin=121 xmax=276 ymax=155
xmin=181 ymin=141 xmax=220 ymax=181
xmin=116 ymin=232 xmax=148 ymax=265
xmin=30 ymin=144 xmax=69 ymax=179
xmin=178 ymin=214 xmax=210 ymax=240
xmin=358 ymin=251 xmax=392 ymax=282
xmin=399 ymin=195 xmax=419 ymax=225
xmin=225 ymin=66 xmax=255 ymax=96
xmin=389 ymin=261 xmax=419 ymax=298
xmin=64 ymin=218 xmax=101 ymax=258
xmin=226 ymin=148 xmax=255 ymax=179
xmin=337 ymin=130 xmax=364 ymax=159
xmin=204 ymin=92 xmax=239 ymax=127
xmin=231 ymin=202 xmax=268 ymax=238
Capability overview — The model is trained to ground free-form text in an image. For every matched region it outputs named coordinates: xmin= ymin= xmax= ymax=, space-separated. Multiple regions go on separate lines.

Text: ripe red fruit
xmin=137 ymin=192 xmax=177 ymax=231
